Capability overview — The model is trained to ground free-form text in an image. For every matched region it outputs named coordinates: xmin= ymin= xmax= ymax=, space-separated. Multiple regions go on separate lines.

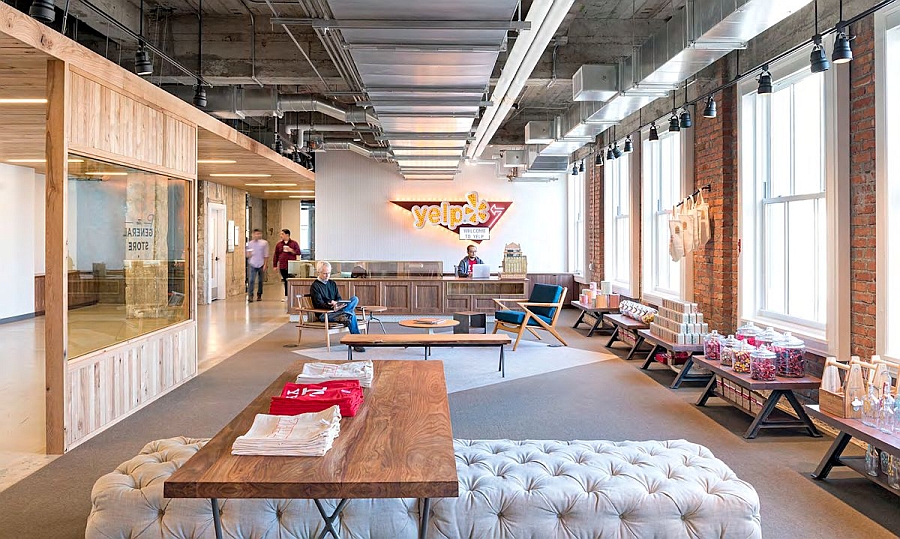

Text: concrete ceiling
xmin=49 ymin=0 xmax=682 ymax=147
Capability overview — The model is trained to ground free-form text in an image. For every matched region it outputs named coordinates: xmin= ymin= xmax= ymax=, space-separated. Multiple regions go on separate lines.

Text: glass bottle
xmin=863 ymin=384 xmax=880 ymax=427
xmin=704 ymin=330 xmax=722 ymax=361
xmin=880 ymin=381 xmax=896 ymax=434
xmin=866 ymin=444 xmax=879 ymax=476
xmin=890 ymin=456 xmax=900 ymax=490
xmin=846 ymin=363 xmax=867 ymax=420
xmin=881 ymin=449 xmax=891 ymax=475
xmin=893 ymin=393 xmax=900 ymax=436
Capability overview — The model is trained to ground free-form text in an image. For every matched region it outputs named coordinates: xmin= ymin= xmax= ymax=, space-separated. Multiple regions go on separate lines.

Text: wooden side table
xmin=359 ymin=305 xmax=387 ymax=333
xmin=637 ymin=329 xmax=708 ymax=389
xmin=570 ymin=301 xmax=617 ymax=337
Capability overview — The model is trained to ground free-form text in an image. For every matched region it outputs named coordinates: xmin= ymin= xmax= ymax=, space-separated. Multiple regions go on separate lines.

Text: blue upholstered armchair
xmin=492 ymin=284 xmax=568 ymax=351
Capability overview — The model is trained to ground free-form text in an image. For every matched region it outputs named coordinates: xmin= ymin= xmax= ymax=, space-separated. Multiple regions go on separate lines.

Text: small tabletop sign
xmin=459 ymin=227 xmax=489 ymax=241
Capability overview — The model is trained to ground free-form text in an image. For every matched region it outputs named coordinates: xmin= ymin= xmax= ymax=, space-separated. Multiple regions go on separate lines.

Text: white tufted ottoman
xmin=86 ymin=437 xmax=761 ymax=538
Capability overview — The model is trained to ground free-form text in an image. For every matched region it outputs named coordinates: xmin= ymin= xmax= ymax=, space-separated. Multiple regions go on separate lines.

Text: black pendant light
xmin=29 ymin=0 xmax=55 ymax=23
xmin=134 ymin=0 xmax=153 ymax=76
xmin=606 ymin=144 xmax=615 ymax=161
xmin=192 ymin=0 xmax=207 ymax=108
xmin=578 ymin=160 xmax=585 ymax=173
xmin=623 ymin=135 xmax=633 ymax=153
xmin=668 ymin=113 xmax=680 ymax=132
xmin=832 ymin=1 xmax=853 ymax=64
xmin=649 ymin=122 xmax=659 ymax=142
xmin=679 ymin=108 xmax=692 ymax=129
xmin=595 ymin=150 xmax=604 ymax=167
xmin=192 ymin=83 xmax=207 ymax=108
xmin=702 ymin=95 xmax=717 ymax=118
xmin=809 ymin=1 xmax=830 ymax=73
xmin=612 ymin=142 xmax=623 ymax=159
xmin=571 ymin=163 xmax=578 ymax=176
xmin=757 ymin=64 xmax=773 ymax=94
xmin=274 ymin=133 xmax=284 ymax=155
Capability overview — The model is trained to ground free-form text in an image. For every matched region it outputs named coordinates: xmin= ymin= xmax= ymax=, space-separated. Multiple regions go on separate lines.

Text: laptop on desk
xmin=471 ymin=264 xmax=491 ymax=280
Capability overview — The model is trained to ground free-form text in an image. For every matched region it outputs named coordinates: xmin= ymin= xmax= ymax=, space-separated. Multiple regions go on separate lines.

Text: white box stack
xmin=650 ymin=299 xmax=709 ymax=345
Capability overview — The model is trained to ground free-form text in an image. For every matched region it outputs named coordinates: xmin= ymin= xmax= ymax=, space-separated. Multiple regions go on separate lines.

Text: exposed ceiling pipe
xmin=237 ymin=0 xmax=264 ymax=87
xmin=262 ymin=0 xmax=329 ymax=90
xmin=278 ymin=95 xmax=381 ymax=126
xmin=322 ymin=142 xmax=392 ymax=160
xmin=468 ymin=0 xmax=573 ymax=158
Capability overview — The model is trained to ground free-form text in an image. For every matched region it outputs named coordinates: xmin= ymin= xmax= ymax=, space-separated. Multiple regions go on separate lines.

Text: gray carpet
xmin=0 ymin=311 xmax=898 ymax=538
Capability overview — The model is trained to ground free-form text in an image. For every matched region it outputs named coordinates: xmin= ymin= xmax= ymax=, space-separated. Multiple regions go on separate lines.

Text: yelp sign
xmin=412 ymin=191 xmax=489 ymax=230
xmin=391 ymin=191 xmax=511 ymax=241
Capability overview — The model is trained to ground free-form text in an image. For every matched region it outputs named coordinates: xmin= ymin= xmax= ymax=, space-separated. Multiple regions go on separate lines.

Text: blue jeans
xmin=319 ymin=296 xmax=361 ymax=334
xmin=248 ymin=265 xmax=264 ymax=298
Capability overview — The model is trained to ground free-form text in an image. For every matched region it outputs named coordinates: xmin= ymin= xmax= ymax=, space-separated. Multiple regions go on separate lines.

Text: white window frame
xmin=604 ymin=143 xmax=639 ymax=297
xmin=567 ymin=165 xmax=586 ymax=278
xmin=877 ymin=6 xmax=900 ymax=362
xmin=640 ymin=125 xmax=694 ymax=306
xmin=737 ymin=43 xmax=850 ymax=356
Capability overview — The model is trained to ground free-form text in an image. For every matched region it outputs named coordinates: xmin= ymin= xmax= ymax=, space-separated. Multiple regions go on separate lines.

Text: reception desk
xmin=287 ymin=276 xmax=529 ymax=315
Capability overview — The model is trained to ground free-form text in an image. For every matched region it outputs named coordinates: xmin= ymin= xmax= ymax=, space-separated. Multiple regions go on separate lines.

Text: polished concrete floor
xmin=0 ymin=283 xmax=287 ymax=492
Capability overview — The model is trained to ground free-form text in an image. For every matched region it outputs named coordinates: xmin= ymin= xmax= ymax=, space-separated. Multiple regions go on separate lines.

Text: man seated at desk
xmin=310 ymin=261 xmax=365 ymax=352
xmin=457 ymin=244 xmax=484 ymax=277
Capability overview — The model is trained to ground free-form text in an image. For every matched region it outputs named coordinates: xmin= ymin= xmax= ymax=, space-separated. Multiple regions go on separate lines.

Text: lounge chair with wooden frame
xmin=492 ymin=284 xmax=568 ymax=351
xmin=295 ymin=294 xmax=367 ymax=351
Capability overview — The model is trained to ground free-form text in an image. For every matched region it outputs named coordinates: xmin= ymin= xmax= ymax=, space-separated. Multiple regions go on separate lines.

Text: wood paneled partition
xmin=67 ymin=70 xmax=197 ymax=178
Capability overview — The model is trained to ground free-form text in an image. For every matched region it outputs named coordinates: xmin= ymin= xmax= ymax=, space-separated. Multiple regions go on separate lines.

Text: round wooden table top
xmin=399 ymin=318 xmax=460 ymax=330
xmin=359 ymin=305 xmax=388 ymax=313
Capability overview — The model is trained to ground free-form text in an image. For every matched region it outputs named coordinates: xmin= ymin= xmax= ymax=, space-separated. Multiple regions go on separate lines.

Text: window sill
xmin=641 ymin=290 xmax=681 ymax=309
xmin=609 ymin=281 xmax=634 ymax=299
xmin=741 ymin=315 xmax=830 ymax=356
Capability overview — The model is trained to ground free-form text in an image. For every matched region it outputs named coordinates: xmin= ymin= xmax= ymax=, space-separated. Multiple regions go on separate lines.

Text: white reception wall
xmin=315 ymin=151 xmax=567 ymax=273
xmin=0 ymin=163 xmax=37 ymax=320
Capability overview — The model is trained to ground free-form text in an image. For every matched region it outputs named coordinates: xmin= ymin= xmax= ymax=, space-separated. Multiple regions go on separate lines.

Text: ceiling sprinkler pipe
xmin=470 ymin=0 xmax=574 ymax=158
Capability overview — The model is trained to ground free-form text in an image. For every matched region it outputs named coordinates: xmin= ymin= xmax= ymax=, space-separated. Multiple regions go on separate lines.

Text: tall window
xmin=567 ymin=166 xmax=586 ymax=277
xmin=604 ymin=149 xmax=631 ymax=292
xmin=879 ymin=7 xmax=900 ymax=359
xmin=740 ymin=48 xmax=845 ymax=350
xmin=642 ymin=129 xmax=683 ymax=300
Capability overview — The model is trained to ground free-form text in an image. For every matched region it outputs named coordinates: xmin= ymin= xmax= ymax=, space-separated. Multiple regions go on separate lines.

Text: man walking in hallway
xmin=246 ymin=229 xmax=269 ymax=302
xmin=273 ymin=229 xmax=300 ymax=301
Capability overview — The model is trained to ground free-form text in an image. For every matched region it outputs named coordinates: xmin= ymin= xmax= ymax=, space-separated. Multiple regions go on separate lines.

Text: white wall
xmin=0 ymin=163 xmax=37 ymax=319
xmin=281 ymin=200 xmax=302 ymax=237
xmin=34 ymin=174 xmax=45 ymax=274
xmin=315 ymin=151 xmax=567 ymax=273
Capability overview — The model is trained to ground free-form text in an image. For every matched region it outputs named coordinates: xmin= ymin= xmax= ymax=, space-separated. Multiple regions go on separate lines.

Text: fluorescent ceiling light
xmin=244 ymin=183 xmax=298 ymax=187
xmin=197 ymin=159 xmax=237 ymax=164
xmin=7 ymin=158 xmax=84 ymax=163
xmin=210 ymin=173 xmax=272 ymax=177
xmin=85 ymin=171 xmax=127 ymax=176
xmin=264 ymin=190 xmax=315 ymax=193
xmin=0 ymin=98 xmax=47 ymax=104
xmin=288 ymin=195 xmax=315 ymax=198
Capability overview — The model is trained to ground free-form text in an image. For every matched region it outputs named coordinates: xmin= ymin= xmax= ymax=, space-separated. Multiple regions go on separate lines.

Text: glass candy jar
xmin=720 ymin=334 xmax=740 ymax=367
xmin=704 ymin=330 xmax=723 ymax=361
xmin=733 ymin=342 xmax=753 ymax=374
xmin=750 ymin=348 xmax=777 ymax=381
xmin=735 ymin=322 xmax=761 ymax=347
xmin=773 ymin=332 xmax=806 ymax=378
xmin=755 ymin=327 xmax=781 ymax=351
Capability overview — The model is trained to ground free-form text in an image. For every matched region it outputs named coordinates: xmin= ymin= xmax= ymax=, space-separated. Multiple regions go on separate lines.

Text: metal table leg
xmin=370 ymin=313 xmax=386 ymax=333
xmin=626 ymin=334 xmax=645 ymax=360
xmin=696 ymin=376 xmax=718 ymax=406
xmin=640 ymin=345 xmax=661 ymax=370
xmin=670 ymin=355 xmax=710 ymax=389
xmin=812 ymin=431 xmax=852 ymax=479
xmin=586 ymin=314 xmax=605 ymax=337
xmin=782 ymin=390 xmax=823 ymax=437
xmin=572 ymin=310 xmax=587 ymax=328
xmin=210 ymin=498 xmax=223 ymax=539
xmin=315 ymin=498 xmax=350 ymax=539
xmin=744 ymin=390 xmax=785 ymax=439
xmin=604 ymin=326 xmax=620 ymax=348
xmin=419 ymin=498 xmax=431 ymax=539
xmin=499 ymin=345 xmax=505 ymax=378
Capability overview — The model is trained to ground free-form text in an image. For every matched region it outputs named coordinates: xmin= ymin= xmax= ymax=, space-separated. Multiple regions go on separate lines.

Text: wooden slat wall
xmin=65 ymin=322 xmax=197 ymax=448
xmin=67 ymin=70 xmax=197 ymax=179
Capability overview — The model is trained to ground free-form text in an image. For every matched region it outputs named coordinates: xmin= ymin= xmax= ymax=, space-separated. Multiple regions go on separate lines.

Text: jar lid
xmin=723 ymin=334 xmax=740 ymax=347
xmin=736 ymin=321 xmax=760 ymax=335
xmin=773 ymin=331 xmax=805 ymax=349
xmin=751 ymin=348 xmax=777 ymax=359
xmin=756 ymin=327 xmax=782 ymax=343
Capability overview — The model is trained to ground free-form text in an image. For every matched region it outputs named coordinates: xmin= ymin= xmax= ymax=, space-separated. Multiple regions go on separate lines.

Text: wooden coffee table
xmin=164 ymin=360 xmax=458 ymax=539
xmin=399 ymin=318 xmax=460 ymax=334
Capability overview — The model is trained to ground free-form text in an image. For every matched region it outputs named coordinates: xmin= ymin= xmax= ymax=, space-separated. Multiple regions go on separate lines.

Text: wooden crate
xmin=819 ymin=388 xmax=859 ymax=419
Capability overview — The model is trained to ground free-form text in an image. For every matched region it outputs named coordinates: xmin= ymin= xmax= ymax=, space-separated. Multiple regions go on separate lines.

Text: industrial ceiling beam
xmin=378 ymin=133 xmax=475 ymax=141
xmin=365 ymin=85 xmax=488 ymax=94
xmin=344 ymin=43 xmax=506 ymax=53
xmin=360 ymin=99 xmax=492 ymax=107
xmin=271 ymin=18 xmax=531 ymax=31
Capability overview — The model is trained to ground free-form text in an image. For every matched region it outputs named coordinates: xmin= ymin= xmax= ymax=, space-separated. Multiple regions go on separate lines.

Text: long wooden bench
xmin=603 ymin=313 xmax=651 ymax=360
xmin=341 ymin=333 xmax=513 ymax=376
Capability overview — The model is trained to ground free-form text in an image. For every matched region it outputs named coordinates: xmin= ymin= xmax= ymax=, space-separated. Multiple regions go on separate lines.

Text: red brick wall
xmin=849 ymin=15 xmax=877 ymax=357
xmin=691 ymin=64 xmax=740 ymax=334
xmin=587 ymin=147 xmax=604 ymax=284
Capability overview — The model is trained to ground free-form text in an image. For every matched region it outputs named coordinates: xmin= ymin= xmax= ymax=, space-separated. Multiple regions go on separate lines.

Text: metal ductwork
xmin=321 ymin=142 xmax=392 ymax=160
xmin=533 ymin=0 xmax=813 ymax=161
xmin=278 ymin=95 xmax=380 ymax=126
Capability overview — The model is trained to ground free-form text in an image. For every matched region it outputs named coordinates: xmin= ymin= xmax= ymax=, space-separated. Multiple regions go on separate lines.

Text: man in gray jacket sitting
xmin=456 ymin=245 xmax=484 ymax=277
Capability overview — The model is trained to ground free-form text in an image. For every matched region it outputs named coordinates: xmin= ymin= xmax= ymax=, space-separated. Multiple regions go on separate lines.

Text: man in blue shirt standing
xmin=245 ymin=229 xmax=269 ymax=302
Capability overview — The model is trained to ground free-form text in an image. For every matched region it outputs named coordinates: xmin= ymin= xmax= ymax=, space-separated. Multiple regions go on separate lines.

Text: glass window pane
xmin=770 ymin=87 xmax=791 ymax=197
xmin=886 ymin=25 xmax=900 ymax=356
xmin=793 ymin=74 xmax=824 ymax=195
xmin=764 ymin=202 xmax=786 ymax=314
xmin=786 ymin=199 xmax=819 ymax=322
xmin=67 ymin=156 xmax=191 ymax=359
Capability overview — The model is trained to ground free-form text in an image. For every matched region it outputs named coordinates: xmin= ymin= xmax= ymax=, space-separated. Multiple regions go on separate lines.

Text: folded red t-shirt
xmin=269 ymin=380 xmax=364 ymax=417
